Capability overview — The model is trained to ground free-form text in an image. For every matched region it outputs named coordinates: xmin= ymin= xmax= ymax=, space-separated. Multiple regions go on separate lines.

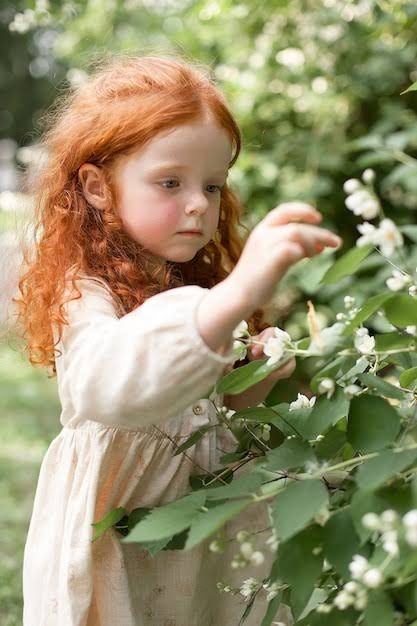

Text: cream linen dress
xmin=22 ymin=275 xmax=292 ymax=626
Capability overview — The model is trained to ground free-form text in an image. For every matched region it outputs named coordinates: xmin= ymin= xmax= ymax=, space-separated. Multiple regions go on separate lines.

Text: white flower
xmin=263 ymin=581 xmax=280 ymax=601
xmin=362 ymin=168 xmax=375 ymax=184
xmin=344 ymin=384 xmax=362 ymax=398
xmin=380 ymin=510 xmax=398 ymax=528
xmin=250 ymin=551 xmax=265 ymax=566
xmin=382 ymin=539 xmax=399 ymax=556
xmin=361 ymin=513 xmax=380 ymax=530
xmin=386 ymin=269 xmax=411 ymax=291
xmin=354 ymin=593 xmax=368 ymax=610
xmin=334 ymin=590 xmax=354 ymax=610
xmin=233 ymin=320 xmax=249 ymax=339
xmin=356 ymin=222 xmax=380 ymax=250
xmin=344 ymin=581 xmax=360 ymax=593
xmin=344 ymin=295 xmax=356 ymax=309
xmin=239 ymin=577 xmax=259 ymax=599
xmin=405 ymin=529 xmax=417 ymax=546
xmin=289 ymin=393 xmax=316 ymax=411
xmin=318 ymin=377 xmax=335 ymax=397
xmin=349 ymin=554 xmax=369 ymax=580
xmin=403 ymin=510 xmax=417 ymax=530
xmin=343 ymin=178 xmax=361 ymax=194
xmin=233 ymin=340 xmax=248 ymax=361
xmin=354 ymin=327 xmax=375 ymax=355
xmin=345 ymin=190 xmax=380 ymax=219
xmin=236 ymin=530 xmax=250 ymax=543
xmin=406 ymin=326 xmax=417 ymax=336
xmin=362 ymin=568 xmax=383 ymax=588
xmin=316 ymin=603 xmax=332 ymax=613
xmin=261 ymin=424 xmax=271 ymax=441
xmin=263 ymin=328 xmax=291 ymax=366
xmin=240 ymin=542 xmax=254 ymax=559
xmin=266 ymin=529 xmax=279 ymax=552
xmin=409 ymin=285 xmax=417 ymax=297
xmin=377 ymin=219 xmax=404 ymax=257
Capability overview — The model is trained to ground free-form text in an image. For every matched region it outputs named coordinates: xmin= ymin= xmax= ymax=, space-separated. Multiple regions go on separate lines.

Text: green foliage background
xmin=1 ymin=0 xmax=417 ymax=624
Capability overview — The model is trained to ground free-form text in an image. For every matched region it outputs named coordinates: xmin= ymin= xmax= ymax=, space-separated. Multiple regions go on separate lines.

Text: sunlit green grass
xmin=0 ymin=330 xmax=61 ymax=626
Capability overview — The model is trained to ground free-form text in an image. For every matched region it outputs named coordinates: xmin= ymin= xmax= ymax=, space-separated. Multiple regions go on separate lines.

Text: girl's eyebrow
xmin=151 ymin=163 xmax=228 ymax=176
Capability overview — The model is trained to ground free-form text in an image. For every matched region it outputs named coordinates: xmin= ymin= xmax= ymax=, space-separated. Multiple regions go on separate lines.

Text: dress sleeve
xmin=54 ymin=277 xmax=237 ymax=428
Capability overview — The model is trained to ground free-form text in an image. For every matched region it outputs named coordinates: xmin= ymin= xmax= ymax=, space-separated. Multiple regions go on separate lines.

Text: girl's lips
xmin=178 ymin=231 xmax=202 ymax=236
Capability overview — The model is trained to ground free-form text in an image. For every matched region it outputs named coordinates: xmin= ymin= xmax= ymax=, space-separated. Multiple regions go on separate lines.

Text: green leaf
xmin=310 ymin=355 xmax=349 ymax=393
xmin=173 ymin=425 xmax=212 ymax=455
xmin=261 ymin=438 xmax=316 ymax=472
xmin=216 ymin=357 xmax=293 ymax=395
xmin=350 ymin=490 xmax=386 ymax=542
xmin=271 ymin=479 xmax=329 ymax=541
xmin=400 ymin=367 xmax=417 ymax=389
xmin=401 ymin=81 xmax=417 ymax=94
xmin=276 ymin=525 xmax=323 ymax=618
xmin=347 ymin=395 xmax=401 ymax=453
xmin=363 ymin=590 xmax=395 ymax=626
xmin=376 ymin=332 xmax=415 ymax=352
xmin=92 ymin=506 xmax=127 ymax=541
xmin=121 ymin=492 xmax=206 ymax=543
xmin=204 ymin=472 xmax=263 ymax=501
xmin=323 ymin=509 xmax=361 ymax=578
xmin=185 ymin=499 xmax=251 ymax=550
xmin=304 ymin=387 xmax=350 ymax=439
xmin=260 ymin=592 xmax=283 ymax=626
xmin=320 ymin=244 xmax=373 ymax=285
xmin=342 ymin=292 xmax=394 ymax=335
xmin=383 ymin=295 xmax=417 ymax=327
xmin=356 ymin=448 xmax=417 ymax=491
xmin=232 ymin=406 xmax=284 ymax=423
xmin=315 ymin=426 xmax=346 ymax=460
xmin=357 ymin=372 xmax=407 ymax=400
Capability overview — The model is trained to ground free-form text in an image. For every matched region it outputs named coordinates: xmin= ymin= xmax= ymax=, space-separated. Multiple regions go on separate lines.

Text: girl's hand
xmin=228 ymin=203 xmax=342 ymax=312
xmin=247 ymin=327 xmax=296 ymax=382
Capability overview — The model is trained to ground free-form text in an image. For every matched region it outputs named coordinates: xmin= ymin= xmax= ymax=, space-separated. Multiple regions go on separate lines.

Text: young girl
xmin=16 ymin=54 xmax=342 ymax=626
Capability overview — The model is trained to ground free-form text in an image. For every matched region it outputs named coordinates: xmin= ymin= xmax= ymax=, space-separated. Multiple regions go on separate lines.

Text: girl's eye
xmin=160 ymin=179 xmax=179 ymax=189
xmin=159 ymin=180 xmax=222 ymax=193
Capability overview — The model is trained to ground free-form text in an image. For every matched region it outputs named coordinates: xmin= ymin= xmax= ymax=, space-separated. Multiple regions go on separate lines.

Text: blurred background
xmin=1 ymin=1 xmax=417 ymax=623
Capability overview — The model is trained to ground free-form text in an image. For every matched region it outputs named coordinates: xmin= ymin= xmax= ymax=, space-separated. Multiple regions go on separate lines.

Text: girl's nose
xmin=184 ymin=192 xmax=210 ymax=215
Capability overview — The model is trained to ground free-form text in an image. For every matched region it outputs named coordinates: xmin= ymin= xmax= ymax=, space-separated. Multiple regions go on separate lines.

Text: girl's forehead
xmin=130 ymin=120 xmax=233 ymax=169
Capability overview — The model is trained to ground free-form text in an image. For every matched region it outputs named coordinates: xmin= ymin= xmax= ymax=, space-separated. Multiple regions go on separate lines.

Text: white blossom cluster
xmin=343 ymin=170 xmax=405 ymax=257
xmin=232 ymin=320 xmax=293 ymax=367
xmin=385 ymin=268 xmax=417 ymax=297
xmin=354 ymin=327 xmax=375 ymax=355
xmin=9 ymin=1 xmax=51 ymax=33
xmin=231 ymin=530 xmax=265 ymax=568
xmin=238 ymin=576 xmax=282 ymax=603
xmin=263 ymin=328 xmax=292 ymax=366
xmin=362 ymin=508 xmax=417 ymax=550
xmin=343 ymin=170 xmax=380 ymax=219
xmin=289 ymin=393 xmax=316 ymax=411
xmin=232 ymin=320 xmax=250 ymax=361
xmin=356 ymin=219 xmax=404 ymax=257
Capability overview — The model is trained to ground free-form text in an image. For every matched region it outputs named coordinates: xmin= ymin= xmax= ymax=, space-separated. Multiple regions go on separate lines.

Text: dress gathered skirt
xmin=22 ymin=275 xmax=292 ymax=626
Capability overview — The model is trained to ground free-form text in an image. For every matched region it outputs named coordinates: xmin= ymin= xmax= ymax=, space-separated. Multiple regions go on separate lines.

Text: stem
xmin=252 ymin=444 xmax=417 ymax=503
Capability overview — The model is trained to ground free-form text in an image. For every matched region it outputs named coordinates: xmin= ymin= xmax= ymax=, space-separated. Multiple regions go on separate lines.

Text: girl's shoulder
xmin=63 ymin=264 xmax=125 ymax=316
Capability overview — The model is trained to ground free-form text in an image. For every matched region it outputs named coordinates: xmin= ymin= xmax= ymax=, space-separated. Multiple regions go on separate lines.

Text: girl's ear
xmin=78 ymin=163 xmax=108 ymax=210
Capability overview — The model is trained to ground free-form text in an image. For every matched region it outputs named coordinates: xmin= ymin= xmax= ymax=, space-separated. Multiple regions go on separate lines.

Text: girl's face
xmin=113 ymin=118 xmax=233 ymax=263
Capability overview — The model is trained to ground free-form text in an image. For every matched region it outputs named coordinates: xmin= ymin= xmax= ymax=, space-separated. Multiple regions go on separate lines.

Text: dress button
xmin=192 ymin=404 xmax=204 ymax=415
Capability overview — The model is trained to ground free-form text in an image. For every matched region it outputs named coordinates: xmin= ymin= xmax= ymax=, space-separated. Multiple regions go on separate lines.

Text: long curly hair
xmin=12 ymin=54 xmax=269 ymax=378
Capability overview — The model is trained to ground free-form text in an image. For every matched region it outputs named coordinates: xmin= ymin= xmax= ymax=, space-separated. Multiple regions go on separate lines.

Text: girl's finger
xmin=265 ymin=204 xmax=322 ymax=227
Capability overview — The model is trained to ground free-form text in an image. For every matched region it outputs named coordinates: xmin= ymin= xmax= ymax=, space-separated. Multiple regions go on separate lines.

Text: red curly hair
xmin=12 ymin=53 xmax=269 ymax=377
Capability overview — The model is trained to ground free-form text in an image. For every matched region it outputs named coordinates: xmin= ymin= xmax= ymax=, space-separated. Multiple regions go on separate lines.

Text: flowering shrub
xmin=92 ymin=165 xmax=417 ymax=625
